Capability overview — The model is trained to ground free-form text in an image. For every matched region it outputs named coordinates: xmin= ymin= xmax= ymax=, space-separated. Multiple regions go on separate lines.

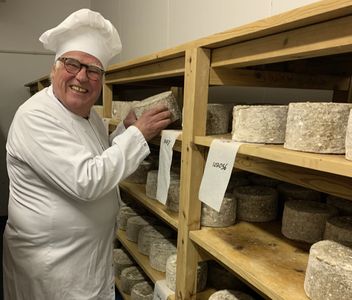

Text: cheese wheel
xmin=120 ymin=266 xmax=146 ymax=295
xmin=112 ymin=100 xmax=134 ymax=122
xmin=165 ymin=174 xmax=180 ymax=213
xmin=226 ymin=172 xmax=250 ymax=193
xmin=134 ymin=91 xmax=181 ymax=123
xmin=126 ymin=216 xmax=157 ymax=243
xmin=131 ymin=281 xmax=154 ymax=300
xmin=282 ymin=200 xmax=338 ymax=243
xmin=209 ymin=290 xmax=255 ymax=300
xmin=206 ymin=103 xmax=232 ymax=135
xmin=165 ymin=254 xmax=207 ymax=292
xmin=146 ymin=170 xmax=158 ymax=200
xmin=232 ymin=105 xmax=288 ymax=144
xmin=304 ymin=240 xmax=352 ymax=300
xmin=324 ymin=216 xmax=352 ymax=247
xmin=149 ymin=238 xmax=177 ymax=272
xmin=113 ymin=248 xmax=134 ymax=278
xmin=326 ymin=195 xmax=352 ymax=216
xmin=234 ymin=186 xmax=278 ymax=222
xmin=137 ymin=225 xmax=173 ymax=256
xmin=118 ymin=206 xmax=141 ymax=231
xmin=125 ymin=160 xmax=153 ymax=184
xmin=201 ymin=194 xmax=237 ymax=227
xmin=285 ymin=102 xmax=352 ymax=153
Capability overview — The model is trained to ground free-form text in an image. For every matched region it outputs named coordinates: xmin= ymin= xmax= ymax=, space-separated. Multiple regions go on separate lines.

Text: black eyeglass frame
xmin=57 ymin=57 xmax=105 ymax=81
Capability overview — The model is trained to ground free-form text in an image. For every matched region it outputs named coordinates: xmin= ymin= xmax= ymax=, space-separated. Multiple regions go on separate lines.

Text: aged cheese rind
xmin=165 ymin=254 xmax=208 ymax=292
xmin=304 ymin=240 xmax=352 ymax=300
xmin=149 ymin=238 xmax=177 ymax=272
xmin=201 ymin=194 xmax=237 ymax=227
xmin=118 ymin=206 xmax=141 ymax=231
xmin=145 ymin=170 xmax=158 ymax=200
xmin=113 ymin=248 xmax=134 ymax=278
xmin=285 ymin=102 xmax=352 ymax=153
xmin=232 ymin=105 xmax=288 ymax=144
xmin=324 ymin=216 xmax=352 ymax=247
xmin=209 ymin=289 xmax=255 ymax=300
xmin=125 ymin=160 xmax=153 ymax=184
xmin=234 ymin=186 xmax=278 ymax=222
xmin=134 ymin=91 xmax=181 ymax=122
xmin=130 ymin=281 xmax=154 ymax=300
xmin=282 ymin=200 xmax=338 ymax=243
xmin=206 ymin=103 xmax=232 ymax=135
xmin=137 ymin=225 xmax=173 ymax=256
xmin=120 ymin=266 xmax=146 ymax=295
xmin=126 ymin=216 xmax=157 ymax=242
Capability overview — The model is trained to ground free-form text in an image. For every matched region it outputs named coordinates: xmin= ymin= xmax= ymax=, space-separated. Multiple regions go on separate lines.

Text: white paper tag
xmin=156 ymin=130 xmax=182 ymax=204
xmin=199 ymin=139 xmax=242 ymax=212
xmin=153 ymin=280 xmax=174 ymax=300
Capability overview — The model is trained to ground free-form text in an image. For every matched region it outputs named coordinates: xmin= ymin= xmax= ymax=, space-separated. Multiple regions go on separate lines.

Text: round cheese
xmin=232 ymin=105 xmax=288 ymax=144
xmin=121 ymin=266 xmax=146 ymax=295
xmin=324 ymin=216 xmax=352 ymax=247
xmin=149 ymin=238 xmax=177 ymax=272
xmin=126 ymin=216 xmax=157 ymax=243
xmin=206 ymin=103 xmax=232 ymax=135
xmin=285 ymin=102 xmax=352 ymax=153
xmin=304 ymin=240 xmax=352 ymax=300
xmin=146 ymin=170 xmax=158 ymax=200
xmin=165 ymin=254 xmax=207 ymax=292
xmin=113 ymin=248 xmax=134 ymax=278
xmin=137 ymin=225 xmax=173 ymax=256
xmin=234 ymin=186 xmax=278 ymax=222
xmin=201 ymin=193 xmax=237 ymax=227
xmin=118 ymin=206 xmax=141 ymax=231
xmin=209 ymin=289 xmax=255 ymax=300
xmin=166 ymin=174 xmax=181 ymax=213
xmin=125 ymin=160 xmax=153 ymax=184
xmin=131 ymin=281 xmax=154 ymax=300
xmin=282 ymin=200 xmax=338 ymax=243
xmin=326 ymin=195 xmax=352 ymax=216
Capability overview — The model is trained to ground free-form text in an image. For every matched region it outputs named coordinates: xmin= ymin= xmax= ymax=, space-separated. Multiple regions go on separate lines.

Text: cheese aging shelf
xmin=24 ymin=1 xmax=352 ymax=299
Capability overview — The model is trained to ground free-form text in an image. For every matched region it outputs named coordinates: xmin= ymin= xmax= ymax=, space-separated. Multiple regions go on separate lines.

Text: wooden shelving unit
xmin=24 ymin=1 xmax=352 ymax=299
xmin=24 ymin=75 xmax=50 ymax=95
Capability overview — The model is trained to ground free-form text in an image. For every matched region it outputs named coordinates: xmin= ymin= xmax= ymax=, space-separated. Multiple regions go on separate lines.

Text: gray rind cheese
xmin=137 ymin=225 xmax=173 ymax=256
xmin=134 ymin=91 xmax=181 ymax=122
xmin=234 ymin=186 xmax=278 ymax=222
xmin=149 ymin=238 xmax=177 ymax=272
xmin=165 ymin=174 xmax=181 ymax=213
xmin=324 ymin=216 xmax=352 ymax=247
xmin=209 ymin=290 xmax=255 ymax=300
xmin=232 ymin=105 xmax=288 ymax=144
xmin=125 ymin=160 xmax=153 ymax=184
xmin=326 ymin=195 xmax=352 ymax=216
xmin=118 ymin=206 xmax=140 ymax=231
xmin=130 ymin=281 xmax=154 ymax=300
xmin=284 ymin=102 xmax=352 ymax=153
xmin=282 ymin=200 xmax=338 ymax=243
xmin=201 ymin=194 xmax=237 ymax=227
xmin=113 ymin=248 xmax=135 ymax=278
xmin=126 ymin=216 xmax=157 ymax=243
xmin=165 ymin=254 xmax=208 ymax=292
xmin=206 ymin=103 xmax=232 ymax=135
xmin=120 ymin=266 xmax=146 ymax=295
xmin=304 ymin=240 xmax=352 ymax=300
xmin=146 ymin=170 xmax=158 ymax=200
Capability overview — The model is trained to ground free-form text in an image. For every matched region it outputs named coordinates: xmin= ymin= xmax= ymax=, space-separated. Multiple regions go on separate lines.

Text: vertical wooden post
xmin=103 ymin=82 xmax=113 ymax=118
xmin=176 ymin=47 xmax=210 ymax=299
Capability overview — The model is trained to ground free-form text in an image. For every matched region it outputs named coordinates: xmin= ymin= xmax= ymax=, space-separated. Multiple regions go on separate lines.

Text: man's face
xmin=51 ymin=51 xmax=103 ymax=117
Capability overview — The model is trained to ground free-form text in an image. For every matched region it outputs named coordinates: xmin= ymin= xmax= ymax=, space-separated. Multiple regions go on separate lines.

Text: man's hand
xmin=133 ymin=104 xmax=172 ymax=141
xmin=123 ymin=110 xmax=137 ymax=128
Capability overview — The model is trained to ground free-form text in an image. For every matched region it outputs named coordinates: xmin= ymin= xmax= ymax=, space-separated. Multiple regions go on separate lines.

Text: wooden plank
xmin=209 ymin=67 xmax=350 ymax=90
xmin=105 ymin=57 xmax=185 ymax=84
xmin=194 ymin=135 xmax=352 ymax=178
xmin=117 ymin=229 xmax=165 ymax=283
xmin=103 ymin=83 xmax=113 ymax=118
xmin=24 ymin=75 xmax=50 ymax=87
xmin=119 ymin=182 xmax=178 ymax=229
xmin=190 ymin=223 xmax=310 ymax=300
xmin=176 ymin=48 xmax=210 ymax=300
xmin=212 ymin=15 xmax=352 ymax=69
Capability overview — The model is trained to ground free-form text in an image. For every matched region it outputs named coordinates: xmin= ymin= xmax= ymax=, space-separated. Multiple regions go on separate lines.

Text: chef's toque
xmin=39 ymin=8 xmax=122 ymax=69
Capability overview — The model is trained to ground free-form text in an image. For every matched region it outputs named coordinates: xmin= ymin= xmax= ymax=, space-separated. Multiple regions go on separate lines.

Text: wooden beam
xmin=102 ymin=83 xmax=113 ymax=118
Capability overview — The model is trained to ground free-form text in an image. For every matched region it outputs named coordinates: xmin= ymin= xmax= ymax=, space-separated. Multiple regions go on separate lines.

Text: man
xmin=3 ymin=9 xmax=171 ymax=300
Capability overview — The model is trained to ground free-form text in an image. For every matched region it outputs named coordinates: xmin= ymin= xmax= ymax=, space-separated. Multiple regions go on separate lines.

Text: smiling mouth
xmin=70 ymin=85 xmax=88 ymax=93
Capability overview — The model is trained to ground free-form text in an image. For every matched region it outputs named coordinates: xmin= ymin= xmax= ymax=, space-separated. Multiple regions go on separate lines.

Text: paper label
xmin=153 ymin=280 xmax=174 ymax=300
xmin=199 ymin=139 xmax=241 ymax=211
xmin=156 ymin=130 xmax=181 ymax=204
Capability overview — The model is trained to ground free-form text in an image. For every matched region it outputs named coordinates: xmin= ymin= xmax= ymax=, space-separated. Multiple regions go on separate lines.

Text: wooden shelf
xmin=119 ymin=182 xmax=179 ymax=229
xmin=115 ymin=277 xmax=131 ymax=300
xmin=190 ymin=222 xmax=309 ymax=300
xmin=116 ymin=229 xmax=165 ymax=283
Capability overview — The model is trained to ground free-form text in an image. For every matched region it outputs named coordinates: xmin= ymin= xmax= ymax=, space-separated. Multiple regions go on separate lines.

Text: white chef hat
xmin=39 ymin=8 xmax=122 ymax=69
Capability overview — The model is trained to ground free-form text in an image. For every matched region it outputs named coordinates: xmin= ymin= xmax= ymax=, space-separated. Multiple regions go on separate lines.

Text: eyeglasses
xmin=57 ymin=57 xmax=104 ymax=81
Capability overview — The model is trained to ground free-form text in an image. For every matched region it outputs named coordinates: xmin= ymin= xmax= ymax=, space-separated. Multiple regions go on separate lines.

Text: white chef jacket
xmin=3 ymin=85 xmax=150 ymax=300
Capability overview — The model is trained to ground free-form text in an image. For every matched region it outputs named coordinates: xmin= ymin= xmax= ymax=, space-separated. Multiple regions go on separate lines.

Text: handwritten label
xmin=153 ymin=280 xmax=174 ymax=300
xmin=199 ymin=139 xmax=242 ymax=211
xmin=156 ymin=130 xmax=182 ymax=204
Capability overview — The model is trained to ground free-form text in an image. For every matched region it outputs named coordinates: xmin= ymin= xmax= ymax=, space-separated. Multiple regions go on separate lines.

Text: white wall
xmin=0 ymin=0 xmax=323 ymax=215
